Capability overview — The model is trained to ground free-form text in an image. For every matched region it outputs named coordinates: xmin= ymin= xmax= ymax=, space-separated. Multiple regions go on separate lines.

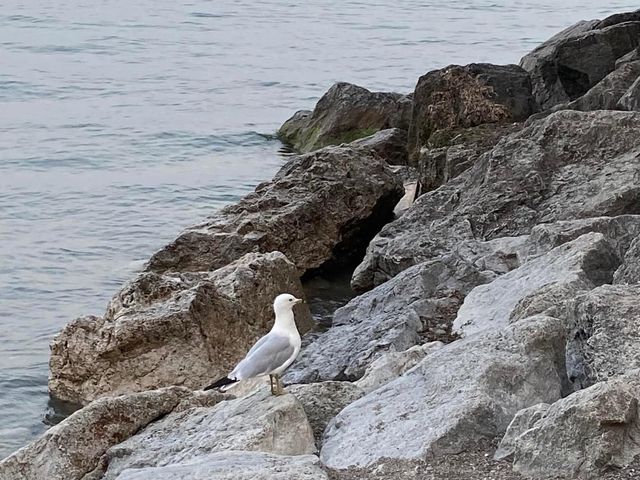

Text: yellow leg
xmin=269 ymin=374 xmax=277 ymax=395
xmin=275 ymin=375 xmax=285 ymax=396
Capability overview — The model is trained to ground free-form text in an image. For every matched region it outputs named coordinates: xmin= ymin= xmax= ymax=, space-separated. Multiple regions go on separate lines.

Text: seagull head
xmin=273 ymin=293 xmax=304 ymax=313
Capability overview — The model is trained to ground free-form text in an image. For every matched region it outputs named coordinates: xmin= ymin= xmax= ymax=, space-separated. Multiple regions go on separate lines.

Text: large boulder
xmin=320 ymin=316 xmax=568 ymax=471
xmin=49 ymin=252 xmax=312 ymax=404
xmin=278 ymin=82 xmax=411 ymax=152
xmin=566 ymin=60 xmax=640 ymax=111
xmin=100 ymin=389 xmax=316 ymax=479
xmin=0 ymin=388 xmax=193 ymax=480
xmin=565 ymin=284 xmax=640 ymax=389
xmin=498 ymin=372 xmax=640 ymax=479
xmin=352 ymin=110 xmax=640 ymax=291
xmin=351 ymin=128 xmax=408 ymax=165
xmin=147 ymin=144 xmax=403 ymax=275
xmin=285 ymin=254 xmax=494 ymax=384
xmin=614 ymin=234 xmax=640 ymax=283
xmin=407 ymin=63 xmax=536 ymax=164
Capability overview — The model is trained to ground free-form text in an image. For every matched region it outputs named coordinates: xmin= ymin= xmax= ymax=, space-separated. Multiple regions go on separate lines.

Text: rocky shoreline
xmin=3 ymin=9 xmax=640 ymax=480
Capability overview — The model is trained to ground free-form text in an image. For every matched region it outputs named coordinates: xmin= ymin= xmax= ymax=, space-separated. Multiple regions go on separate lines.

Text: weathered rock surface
xmin=453 ymin=233 xmax=619 ymax=337
xmin=500 ymin=373 xmax=640 ymax=479
xmin=278 ymin=82 xmax=411 ymax=152
xmin=407 ymin=63 xmax=536 ymax=164
xmin=619 ymin=75 xmax=640 ymax=111
xmin=288 ymin=382 xmax=364 ymax=447
xmin=614 ymin=234 xmax=640 ymax=283
xmin=567 ymin=60 xmax=640 ymax=111
xmin=565 ymin=284 xmax=640 ymax=389
xmin=0 ymin=388 xmax=192 ymax=480
xmin=147 ymin=144 xmax=403 ymax=275
xmin=616 ymin=46 xmax=640 ymax=68
xmin=351 ymin=128 xmax=408 ymax=165
xmin=113 ymin=452 xmax=329 ymax=480
xmin=100 ymin=389 xmax=316 ymax=479
xmin=493 ymin=403 xmax=549 ymax=461
xmin=353 ymin=110 xmax=640 ymax=291
xmin=355 ymin=342 xmax=444 ymax=394
xmin=286 ymin=254 xmax=494 ymax=384
xmin=320 ymin=316 xmax=568 ymax=470
xmin=521 ymin=11 xmax=640 ymax=109
xmin=49 ymin=252 xmax=311 ymax=404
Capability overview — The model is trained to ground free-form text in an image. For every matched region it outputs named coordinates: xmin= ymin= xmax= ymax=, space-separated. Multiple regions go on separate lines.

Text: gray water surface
xmin=1 ymin=0 xmax=636 ymax=459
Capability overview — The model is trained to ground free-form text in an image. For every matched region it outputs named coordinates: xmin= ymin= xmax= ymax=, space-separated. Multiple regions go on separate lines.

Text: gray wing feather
xmin=231 ymin=333 xmax=294 ymax=380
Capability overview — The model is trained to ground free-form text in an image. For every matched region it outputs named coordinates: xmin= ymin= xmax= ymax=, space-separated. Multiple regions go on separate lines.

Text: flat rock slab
xmin=320 ymin=316 xmax=567 ymax=471
xmin=49 ymin=252 xmax=311 ymax=404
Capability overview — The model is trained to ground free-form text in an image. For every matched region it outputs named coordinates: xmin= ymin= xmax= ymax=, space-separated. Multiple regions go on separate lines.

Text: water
xmin=1 ymin=0 xmax=637 ymax=459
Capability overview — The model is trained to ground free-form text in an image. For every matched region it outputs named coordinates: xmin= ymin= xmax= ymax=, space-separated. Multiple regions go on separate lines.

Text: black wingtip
xmin=203 ymin=376 xmax=236 ymax=391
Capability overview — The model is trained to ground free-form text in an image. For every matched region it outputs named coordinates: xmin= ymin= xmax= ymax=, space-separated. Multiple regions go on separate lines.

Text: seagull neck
xmin=272 ymin=308 xmax=297 ymax=335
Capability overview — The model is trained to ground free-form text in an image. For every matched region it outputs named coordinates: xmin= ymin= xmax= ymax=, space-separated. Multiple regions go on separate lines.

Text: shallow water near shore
xmin=1 ymin=0 xmax=638 ymax=459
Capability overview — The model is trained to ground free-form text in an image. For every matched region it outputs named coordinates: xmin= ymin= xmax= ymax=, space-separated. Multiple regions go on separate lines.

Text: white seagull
xmin=204 ymin=293 xmax=304 ymax=395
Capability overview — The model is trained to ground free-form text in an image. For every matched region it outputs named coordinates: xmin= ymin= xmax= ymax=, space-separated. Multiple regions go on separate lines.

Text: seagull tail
xmin=203 ymin=376 xmax=237 ymax=391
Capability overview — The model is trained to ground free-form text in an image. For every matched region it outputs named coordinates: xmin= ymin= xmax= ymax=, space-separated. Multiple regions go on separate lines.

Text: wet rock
xmin=49 ymin=252 xmax=312 ymax=404
xmin=147 ymin=144 xmax=403 ymax=275
xmin=100 ymin=389 xmax=316 ymax=479
xmin=320 ymin=316 xmax=568 ymax=470
xmin=614 ymin=235 xmax=640 ymax=283
xmin=618 ymin=76 xmax=640 ymax=111
xmin=0 ymin=388 xmax=191 ymax=480
xmin=521 ymin=11 xmax=640 ymax=109
xmin=278 ymin=82 xmax=411 ymax=152
xmin=113 ymin=452 xmax=329 ymax=480
xmin=352 ymin=110 xmax=640 ymax=291
xmin=288 ymin=382 xmax=364 ymax=447
xmin=407 ymin=63 xmax=535 ymax=164
xmin=501 ymin=372 xmax=640 ymax=479
xmin=351 ymin=128 xmax=408 ymax=165
xmin=355 ymin=342 xmax=444 ymax=394
xmin=567 ymin=60 xmax=640 ymax=110
xmin=453 ymin=233 xmax=619 ymax=337
xmin=285 ymin=254 xmax=493 ymax=384
xmin=565 ymin=284 xmax=640 ymax=389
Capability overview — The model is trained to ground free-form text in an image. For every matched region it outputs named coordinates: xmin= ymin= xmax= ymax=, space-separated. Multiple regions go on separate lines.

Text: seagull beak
xmin=295 ymin=298 xmax=304 ymax=305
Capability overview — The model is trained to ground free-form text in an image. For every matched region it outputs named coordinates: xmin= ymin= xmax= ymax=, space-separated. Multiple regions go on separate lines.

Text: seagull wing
xmin=230 ymin=332 xmax=294 ymax=380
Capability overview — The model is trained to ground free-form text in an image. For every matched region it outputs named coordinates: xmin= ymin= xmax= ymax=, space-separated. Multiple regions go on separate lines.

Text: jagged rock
xmin=351 ymin=128 xmax=408 ymax=165
xmin=0 ymin=388 xmax=193 ymax=480
xmin=567 ymin=61 xmax=640 ymax=110
xmin=113 ymin=452 xmax=329 ymax=480
xmin=352 ymin=110 xmax=640 ymax=291
xmin=407 ymin=63 xmax=535 ymax=164
xmin=49 ymin=252 xmax=312 ymax=404
xmin=619 ymin=76 xmax=640 ymax=111
xmin=278 ymin=82 xmax=411 ymax=152
xmin=453 ymin=233 xmax=619 ymax=337
xmin=100 ymin=389 xmax=316 ymax=479
xmin=565 ymin=284 xmax=640 ymax=389
xmin=320 ymin=316 xmax=568 ymax=470
xmin=500 ymin=372 xmax=640 ymax=479
xmin=355 ymin=342 xmax=444 ymax=394
xmin=493 ymin=403 xmax=549 ymax=461
xmin=616 ymin=46 xmax=640 ymax=68
xmin=285 ymin=254 xmax=494 ymax=384
xmin=521 ymin=11 xmax=640 ymax=109
xmin=147 ymin=145 xmax=403 ymax=275
xmin=288 ymin=382 xmax=364 ymax=447
xmin=614 ymin=235 xmax=640 ymax=283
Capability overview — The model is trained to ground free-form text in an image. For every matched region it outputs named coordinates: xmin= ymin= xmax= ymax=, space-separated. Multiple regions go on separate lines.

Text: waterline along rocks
xmin=4 ymin=8 xmax=640 ymax=480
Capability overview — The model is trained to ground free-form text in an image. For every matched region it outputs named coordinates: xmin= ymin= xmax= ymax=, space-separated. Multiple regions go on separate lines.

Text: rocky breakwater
xmin=4 ymin=8 xmax=640 ymax=480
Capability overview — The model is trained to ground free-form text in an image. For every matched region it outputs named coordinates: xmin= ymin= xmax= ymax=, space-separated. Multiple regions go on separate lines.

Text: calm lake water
xmin=1 ymin=0 xmax=637 ymax=459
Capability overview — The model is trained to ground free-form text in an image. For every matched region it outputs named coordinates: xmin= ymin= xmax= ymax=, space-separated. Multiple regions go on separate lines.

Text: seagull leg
xmin=269 ymin=374 xmax=277 ymax=395
xmin=275 ymin=375 xmax=285 ymax=396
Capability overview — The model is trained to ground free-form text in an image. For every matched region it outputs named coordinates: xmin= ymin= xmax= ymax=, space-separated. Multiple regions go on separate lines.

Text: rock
xmin=351 ymin=128 xmax=408 ymax=165
xmin=355 ymin=342 xmax=444 ymax=394
xmin=567 ymin=61 xmax=640 ymax=110
xmin=147 ymin=144 xmax=403 ymax=275
xmin=0 ymin=388 xmax=191 ymax=480
xmin=521 ymin=11 xmax=640 ymax=109
xmin=352 ymin=110 xmax=640 ymax=291
xmin=288 ymin=382 xmax=364 ymax=447
xmin=49 ymin=252 xmax=312 ymax=404
xmin=616 ymin=46 xmax=640 ymax=68
xmin=407 ymin=63 xmax=536 ymax=164
xmin=614 ymin=235 xmax=640 ymax=283
xmin=493 ymin=403 xmax=549 ymax=461
xmin=565 ymin=284 xmax=640 ymax=389
xmin=278 ymin=82 xmax=411 ymax=152
xmin=453 ymin=233 xmax=619 ymax=337
xmin=285 ymin=254 xmax=493 ymax=384
xmin=100 ymin=389 xmax=316 ymax=479
xmin=618 ymin=75 xmax=640 ymax=111
xmin=113 ymin=452 xmax=329 ymax=480
xmin=501 ymin=372 xmax=640 ymax=479
xmin=320 ymin=316 xmax=568 ymax=470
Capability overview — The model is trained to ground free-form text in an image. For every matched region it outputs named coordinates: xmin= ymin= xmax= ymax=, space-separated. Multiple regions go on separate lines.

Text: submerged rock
xmin=278 ymin=82 xmax=411 ymax=152
xmin=147 ymin=144 xmax=403 ymax=275
xmin=49 ymin=252 xmax=311 ymax=404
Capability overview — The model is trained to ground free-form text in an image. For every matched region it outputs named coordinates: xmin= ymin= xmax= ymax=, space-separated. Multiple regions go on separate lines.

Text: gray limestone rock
xmin=614 ymin=234 xmax=640 ymax=283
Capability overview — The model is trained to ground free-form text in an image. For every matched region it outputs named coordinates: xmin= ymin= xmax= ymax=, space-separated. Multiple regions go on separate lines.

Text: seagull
xmin=204 ymin=293 xmax=304 ymax=395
